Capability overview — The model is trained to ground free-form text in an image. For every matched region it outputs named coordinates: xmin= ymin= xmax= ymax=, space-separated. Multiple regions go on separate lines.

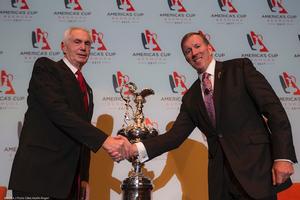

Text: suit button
xmin=218 ymin=134 xmax=223 ymax=138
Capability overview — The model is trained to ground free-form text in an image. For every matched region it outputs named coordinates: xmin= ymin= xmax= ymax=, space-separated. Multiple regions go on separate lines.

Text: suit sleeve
xmin=81 ymin=146 xmax=91 ymax=181
xmin=29 ymin=57 xmax=107 ymax=152
xmin=142 ymin=97 xmax=196 ymax=160
xmin=242 ymin=58 xmax=297 ymax=163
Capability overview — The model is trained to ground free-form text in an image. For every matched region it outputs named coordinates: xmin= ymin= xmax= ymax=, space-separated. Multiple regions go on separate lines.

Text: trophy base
xmin=121 ymin=174 xmax=153 ymax=200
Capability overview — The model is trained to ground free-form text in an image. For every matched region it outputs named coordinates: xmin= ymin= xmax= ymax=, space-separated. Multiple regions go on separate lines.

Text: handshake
xmin=102 ymin=135 xmax=138 ymax=162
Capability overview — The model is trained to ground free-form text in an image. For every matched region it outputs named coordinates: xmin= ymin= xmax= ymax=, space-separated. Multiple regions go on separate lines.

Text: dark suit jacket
xmin=143 ymin=58 xmax=297 ymax=199
xmin=9 ymin=57 xmax=108 ymax=198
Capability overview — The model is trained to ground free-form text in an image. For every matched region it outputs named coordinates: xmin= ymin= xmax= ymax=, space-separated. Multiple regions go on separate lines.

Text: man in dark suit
xmin=9 ymin=27 xmax=129 ymax=199
xmin=126 ymin=32 xmax=297 ymax=200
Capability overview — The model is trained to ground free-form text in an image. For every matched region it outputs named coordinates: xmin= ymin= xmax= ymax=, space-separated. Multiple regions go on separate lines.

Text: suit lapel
xmin=57 ymin=60 xmax=89 ymax=116
xmin=213 ymin=61 xmax=223 ymax=130
xmin=57 ymin=59 xmax=80 ymax=89
xmin=195 ymin=61 xmax=224 ymax=132
xmin=86 ymin=84 xmax=93 ymax=119
xmin=193 ymin=78 xmax=212 ymax=128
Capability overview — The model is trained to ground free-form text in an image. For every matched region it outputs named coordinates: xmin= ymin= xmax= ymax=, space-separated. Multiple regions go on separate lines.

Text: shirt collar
xmin=206 ymin=58 xmax=216 ymax=76
xmin=63 ymin=57 xmax=78 ymax=75
xmin=198 ymin=58 xmax=216 ymax=79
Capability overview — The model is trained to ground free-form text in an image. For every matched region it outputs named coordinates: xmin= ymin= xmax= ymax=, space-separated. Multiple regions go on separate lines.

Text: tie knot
xmin=202 ymin=72 xmax=212 ymax=96
xmin=76 ymin=70 xmax=82 ymax=77
xmin=202 ymin=72 xmax=210 ymax=81
xmin=76 ymin=70 xmax=86 ymax=90
xmin=76 ymin=70 xmax=84 ymax=82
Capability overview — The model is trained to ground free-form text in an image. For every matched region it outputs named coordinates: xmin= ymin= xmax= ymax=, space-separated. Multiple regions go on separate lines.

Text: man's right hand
xmin=102 ymin=135 xmax=131 ymax=162
xmin=102 ymin=136 xmax=139 ymax=162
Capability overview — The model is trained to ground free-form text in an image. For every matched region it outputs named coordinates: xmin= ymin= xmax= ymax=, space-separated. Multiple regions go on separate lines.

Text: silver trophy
xmin=117 ymin=82 xmax=158 ymax=200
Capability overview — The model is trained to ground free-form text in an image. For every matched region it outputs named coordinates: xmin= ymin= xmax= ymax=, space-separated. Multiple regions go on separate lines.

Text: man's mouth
xmin=78 ymin=54 xmax=87 ymax=58
xmin=192 ymin=56 xmax=202 ymax=63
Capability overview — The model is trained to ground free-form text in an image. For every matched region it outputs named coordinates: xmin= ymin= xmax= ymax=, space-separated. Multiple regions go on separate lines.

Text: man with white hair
xmin=9 ymin=27 xmax=130 ymax=199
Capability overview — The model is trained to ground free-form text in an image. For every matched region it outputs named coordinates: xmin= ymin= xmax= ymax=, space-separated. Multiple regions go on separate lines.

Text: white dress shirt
xmin=63 ymin=57 xmax=78 ymax=75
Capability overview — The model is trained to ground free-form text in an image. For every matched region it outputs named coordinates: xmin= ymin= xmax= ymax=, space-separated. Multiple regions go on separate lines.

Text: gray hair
xmin=62 ymin=27 xmax=92 ymax=44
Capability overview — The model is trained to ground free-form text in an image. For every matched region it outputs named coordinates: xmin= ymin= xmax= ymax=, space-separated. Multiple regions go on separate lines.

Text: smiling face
xmin=181 ymin=34 xmax=213 ymax=74
xmin=61 ymin=28 xmax=92 ymax=69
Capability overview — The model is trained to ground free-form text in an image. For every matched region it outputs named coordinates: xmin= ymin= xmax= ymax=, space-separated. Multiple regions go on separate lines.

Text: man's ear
xmin=61 ymin=42 xmax=66 ymax=55
xmin=208 ymin=44 xmax=213 ymax=55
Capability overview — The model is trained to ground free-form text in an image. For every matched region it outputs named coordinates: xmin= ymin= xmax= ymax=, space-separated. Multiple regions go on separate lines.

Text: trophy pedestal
xmin=121 ymin=174 xmax=153 ymax=200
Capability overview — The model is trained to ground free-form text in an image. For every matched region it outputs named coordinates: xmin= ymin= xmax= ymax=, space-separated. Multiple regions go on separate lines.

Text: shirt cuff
xmin=274 ymin=159 xmax=294 ymax=164
xmin=135 ymin=142 xmax=149 ymax=163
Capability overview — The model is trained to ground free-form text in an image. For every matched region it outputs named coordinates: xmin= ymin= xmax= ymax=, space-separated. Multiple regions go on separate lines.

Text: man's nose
xmin=80 ymin=43 xmax=86 ymax=51
xmin=191 ymin=47 xmax=196 ymax=55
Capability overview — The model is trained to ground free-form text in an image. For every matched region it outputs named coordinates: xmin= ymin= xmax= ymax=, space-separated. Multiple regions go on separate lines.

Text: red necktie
xmin=75 ymin=70 xmax=89 ymax=199
xmin=76 ymin=70 xmax=88 ymax=112
xmin=202 ymin=72 xmax=216 ymax=128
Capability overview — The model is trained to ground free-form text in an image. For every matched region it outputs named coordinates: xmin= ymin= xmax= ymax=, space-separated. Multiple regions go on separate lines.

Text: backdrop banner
xmin=0 ymin=0 xmax=299 ymax=199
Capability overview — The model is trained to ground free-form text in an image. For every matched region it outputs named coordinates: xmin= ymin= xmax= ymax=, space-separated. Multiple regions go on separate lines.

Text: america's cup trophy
xmin=117 ymin=82 xmax=158 ymax=200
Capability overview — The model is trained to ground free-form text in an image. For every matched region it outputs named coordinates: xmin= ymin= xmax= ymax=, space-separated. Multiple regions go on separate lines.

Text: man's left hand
xmin=272 ymin=161 xmax=294 ymax=185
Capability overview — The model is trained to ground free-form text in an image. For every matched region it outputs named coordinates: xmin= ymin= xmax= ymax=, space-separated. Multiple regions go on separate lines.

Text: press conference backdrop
xmin=0 ymin=0 xmax=299 ymax=199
